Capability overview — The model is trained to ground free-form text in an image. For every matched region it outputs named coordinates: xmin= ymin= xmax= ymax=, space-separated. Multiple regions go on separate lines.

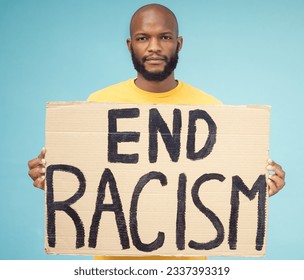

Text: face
xmin=127 ymin=8 xmax=183 ymax=81
xmin=130 ymin=44 xmax=179 ymax=81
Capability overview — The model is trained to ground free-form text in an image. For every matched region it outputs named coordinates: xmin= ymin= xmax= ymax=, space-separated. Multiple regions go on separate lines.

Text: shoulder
xmin=87 ymin=80 xmax=132 ymax=102
xmin=178 ymin=81 xmax=222 ymax=104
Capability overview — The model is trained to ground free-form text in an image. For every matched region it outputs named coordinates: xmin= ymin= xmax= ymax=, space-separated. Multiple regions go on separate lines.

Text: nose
xmin=147 ymin=37 xmax=161 ymax=52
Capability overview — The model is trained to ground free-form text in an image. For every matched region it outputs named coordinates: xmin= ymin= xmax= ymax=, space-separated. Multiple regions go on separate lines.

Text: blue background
xmin=0 ymin=0 xmax=303 ymax=260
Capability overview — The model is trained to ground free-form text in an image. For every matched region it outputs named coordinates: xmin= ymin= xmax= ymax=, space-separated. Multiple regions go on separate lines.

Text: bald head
xmin=130 ymin=4 xmax=179 ymax=37
xmin=127 ymin=4 xmax=183 ymax=86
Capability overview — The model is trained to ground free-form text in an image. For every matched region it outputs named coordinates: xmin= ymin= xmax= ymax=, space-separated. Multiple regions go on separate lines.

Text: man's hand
xmin=267 ymin=159 xmax=285 ymax=196
xmin=28 ymin=147 xmax=46 ymax=190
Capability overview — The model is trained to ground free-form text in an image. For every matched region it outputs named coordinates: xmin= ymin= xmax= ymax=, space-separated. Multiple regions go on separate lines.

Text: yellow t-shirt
xmin=88 ymin=79 xmax=221 ymax=105
xmin=88 ymin=79 xmax=221 ymax=260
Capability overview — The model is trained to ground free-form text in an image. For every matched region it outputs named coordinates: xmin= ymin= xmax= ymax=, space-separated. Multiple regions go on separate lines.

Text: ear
xmin=177 ymin=36 xmax=183 ymax=52
xmin=126 ymin=38 xmax=132 ymax=53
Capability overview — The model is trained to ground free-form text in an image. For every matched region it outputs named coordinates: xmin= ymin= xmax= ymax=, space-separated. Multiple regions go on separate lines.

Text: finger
xmin=267 ymin=159 xmax=282 ymax=170
xmin=28 ymin=167 xmax=46 ymax=181
xmin=266 ymin=160 xmax=285 ymax=179
xmin=267 ymin=179 xmax=278 ymax=197
xmin=33 ymin=176 xmax=45 ymax=190
xmin=38 ymin=147 xmax=46 ymax=160
xmin=28 ymin=148 xmax=47 ymax=169
xmin=28 ymin=157 xmax=44 ymax=169
xmin=269 ymin=174 xmax=285 ymax=190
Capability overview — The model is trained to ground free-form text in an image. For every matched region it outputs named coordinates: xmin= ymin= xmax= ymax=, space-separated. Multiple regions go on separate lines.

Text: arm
xmin=267 ymin=159 xmax=285 ymax=196
xmin=28 ymin=147 xmax=46 ymax=190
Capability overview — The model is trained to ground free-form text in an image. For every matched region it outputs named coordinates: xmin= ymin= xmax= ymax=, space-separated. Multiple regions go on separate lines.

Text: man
xmin=28 ymin=4 xmax=285 ymax=259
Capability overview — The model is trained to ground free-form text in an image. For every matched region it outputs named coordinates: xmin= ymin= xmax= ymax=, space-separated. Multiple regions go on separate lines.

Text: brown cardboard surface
xmin=45 ymin=102 xmax=270 ymax=257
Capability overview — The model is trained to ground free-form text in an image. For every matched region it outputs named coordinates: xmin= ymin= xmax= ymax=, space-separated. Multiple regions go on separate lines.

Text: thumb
xmin=38 ymin=147 xmax=46 ymax=159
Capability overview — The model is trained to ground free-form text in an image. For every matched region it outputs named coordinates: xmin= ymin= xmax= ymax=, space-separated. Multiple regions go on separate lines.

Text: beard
xmin=130 ymin=45 xmax=179 ymax=81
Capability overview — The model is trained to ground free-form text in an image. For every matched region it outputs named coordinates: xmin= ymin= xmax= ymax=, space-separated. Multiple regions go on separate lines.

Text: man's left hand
xmin=267 ymin=159 xmax=285 ymax=196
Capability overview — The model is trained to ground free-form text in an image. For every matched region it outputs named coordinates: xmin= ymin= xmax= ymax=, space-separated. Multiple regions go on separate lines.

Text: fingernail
xmin=41 ymin=176 xmax=45 ymax=180
xmin=268 ymin=158 xmax=273 ymax=164
xmin=41 ymin=168 xmax=46 ymax=173
xmin=41 ymin=158 xmax=46 ymax=166
xmin=266 ymin=165 xmax=274 ymax=171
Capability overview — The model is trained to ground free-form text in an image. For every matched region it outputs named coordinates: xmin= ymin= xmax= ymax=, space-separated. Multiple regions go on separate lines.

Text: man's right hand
xmin=28 ymin=147 xmax=46 ymax=190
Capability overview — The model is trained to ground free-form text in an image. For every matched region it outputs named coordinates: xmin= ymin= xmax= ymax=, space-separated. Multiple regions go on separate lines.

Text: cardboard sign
xmin=45 ymin=102 xmax=270 ymax=257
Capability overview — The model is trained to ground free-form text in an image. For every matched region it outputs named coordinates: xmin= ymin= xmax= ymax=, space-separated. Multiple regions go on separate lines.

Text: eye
xmin=136 ymin=36 xmax=148 ymax=41
xmin=161 ymin=35 xmax=172 ymax=40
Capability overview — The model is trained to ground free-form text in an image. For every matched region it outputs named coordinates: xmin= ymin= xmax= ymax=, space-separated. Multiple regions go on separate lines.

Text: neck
xmin=134 ymin=72 xmax=178 ymax=93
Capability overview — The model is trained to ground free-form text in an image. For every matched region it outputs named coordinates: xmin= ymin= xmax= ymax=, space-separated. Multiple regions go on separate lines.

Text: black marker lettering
xmin=228 ymin=175 xmax=267 ymax=251
xmin=46 ymin=164 xmax=86 ymax=248
xmin=189 ymin=173 xmax=225 ymax=250
xmin=108 ymin=108 xmax=140 ymax=163
xmin=149 ymin=108 xmax=181 ymax=163
xmin=176 ymin=173 xmax=186 ymax=250
xmin=130 ymin=171 xmax=167 ymax=252
xmin=89 ymin=168 xmax=129 ymax=249
xmin=187 ymin=110 xmax=217 ymax=161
